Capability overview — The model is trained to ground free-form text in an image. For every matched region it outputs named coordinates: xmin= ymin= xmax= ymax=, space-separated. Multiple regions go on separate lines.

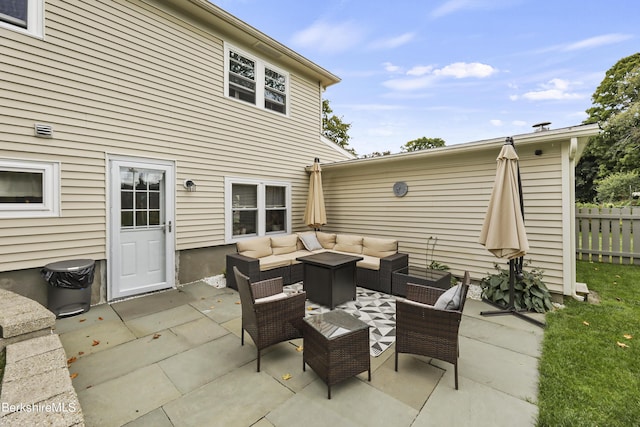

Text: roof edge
xmin=179 ymin=0 xmax=341 ymax=88
xmin=320 ymin=123 xmax=600 ymax=169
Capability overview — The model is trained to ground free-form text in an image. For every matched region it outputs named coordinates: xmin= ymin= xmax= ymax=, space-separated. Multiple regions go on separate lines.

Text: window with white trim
xmin=0 ymin=159 xmax=60 ymax=218
xmin=225 ymin=44 xmax=289 ymax=115
xmin=225 ymin=177 xmax=291 ymax=242
xmin=0 ymin=0 xmax=44 ymax=39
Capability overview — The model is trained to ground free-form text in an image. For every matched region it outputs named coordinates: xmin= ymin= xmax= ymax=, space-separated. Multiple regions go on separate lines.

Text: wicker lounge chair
xmin=233 ymin=266 xmax=306 ymax=372
xmin=395 ymin=271 xmax=470 ymax=389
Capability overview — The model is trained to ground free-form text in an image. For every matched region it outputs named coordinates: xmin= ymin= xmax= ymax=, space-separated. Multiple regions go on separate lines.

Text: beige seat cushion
xmin=363 ymin=237 xmax=398 ymax=258
xmin=258 ymin=255 xmax=292 ymax=271
xmin=316 ymin=231 xmax=336 ymax=249
xmin=356 ymin=254 xmax=380 ymax=270
xmin=334 ymin=234 xmax=363 ymax=254
xmin=289 ymin=249 xmax=323 ymax=264
xmin=237 ymin=236 xmax=272 ymax=258
xmin=271 ymin=235 xmax=298 ymax=255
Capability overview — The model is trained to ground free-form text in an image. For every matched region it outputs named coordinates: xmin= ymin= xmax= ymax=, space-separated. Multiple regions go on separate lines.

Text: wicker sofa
xmin=226 ymin=231 xmax=408 ymax=294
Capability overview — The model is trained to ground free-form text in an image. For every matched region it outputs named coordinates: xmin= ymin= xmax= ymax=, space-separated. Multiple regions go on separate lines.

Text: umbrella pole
xmin=481 ymin=259 xmax=545 ymax=328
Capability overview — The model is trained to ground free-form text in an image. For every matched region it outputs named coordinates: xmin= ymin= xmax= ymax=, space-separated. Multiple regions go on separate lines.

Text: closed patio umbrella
xmin=479 ymin=137 xmax=543 ymax=327
xmin=478 ymin=139 xmax=528 ymax=259
xmin=304 ymin=158 xmax=327 ymax=229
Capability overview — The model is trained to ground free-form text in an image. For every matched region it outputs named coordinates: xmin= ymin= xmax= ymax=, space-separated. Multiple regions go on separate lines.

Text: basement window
xmin=0 ymin=159 xmax=60 ymax=218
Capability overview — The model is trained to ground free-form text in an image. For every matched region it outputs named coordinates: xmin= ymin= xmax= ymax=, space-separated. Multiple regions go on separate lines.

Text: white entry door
xmin=109 ymin=158 xmax=175 ymax=300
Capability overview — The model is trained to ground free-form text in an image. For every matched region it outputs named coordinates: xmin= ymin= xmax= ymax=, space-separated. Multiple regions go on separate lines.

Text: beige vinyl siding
xmin=320 ymin=140 xmax=569 ymax=293
xmin=0 ymin=0 xmax=347 ymax=272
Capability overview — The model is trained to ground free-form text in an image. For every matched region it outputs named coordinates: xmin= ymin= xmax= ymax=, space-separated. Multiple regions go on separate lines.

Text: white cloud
xmin=520 ymin=78 xmax=584 ymax=101
xmin=512 ymin=120 xmax=528 ymax=126
xmin=433 ymin=62 xmax=497 ymax=78
xmin=564 ymin=33 xmax=633 ymax=51
xmin=383 ymin=61 xmax=497 ymax=91
xmin=407 ymin=65 xmax=434 ymax=76
xmin=430 ymin=0 xmax=514 ymax=18
xmin=431 ymin=0 xmax=474 ymax=18
xmin=383 ymin=76 xmax=435 ymax=91
xmin=383 ymin=62 xmax=403 ymax=73
xmin=291 ymin=20 xmax=365 ymax=53
xmin=344 ymin=104 xmax=405 ymax=111
xmin=490 ymin=119 xmax=503 ymax=126
xmin=369 ymin=32 xmax=416 ymax=50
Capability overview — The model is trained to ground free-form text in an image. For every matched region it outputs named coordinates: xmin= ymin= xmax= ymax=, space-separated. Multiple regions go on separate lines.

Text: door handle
xmin=164 ymin=221 xmax=172 ymax=233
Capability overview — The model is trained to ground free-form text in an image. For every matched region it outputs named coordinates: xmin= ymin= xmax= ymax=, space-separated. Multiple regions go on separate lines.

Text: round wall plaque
xmin=393 ymin=181 xmax=408 ymax=197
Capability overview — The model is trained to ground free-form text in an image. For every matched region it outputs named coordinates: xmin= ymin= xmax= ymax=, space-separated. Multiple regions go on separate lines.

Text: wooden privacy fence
xmin=576 ymin=206 xmax=640 ymax=264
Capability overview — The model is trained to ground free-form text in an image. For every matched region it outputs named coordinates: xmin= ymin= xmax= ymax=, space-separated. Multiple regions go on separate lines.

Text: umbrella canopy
xmin=304 ymin=158 xmax=327 ymax=229
xmin=479 ymin=142 xmax=529 ymax=259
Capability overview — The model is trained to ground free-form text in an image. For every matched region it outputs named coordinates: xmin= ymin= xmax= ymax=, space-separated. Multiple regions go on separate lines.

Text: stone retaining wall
xmin=0 ymin=289 xmax=84 ymax=426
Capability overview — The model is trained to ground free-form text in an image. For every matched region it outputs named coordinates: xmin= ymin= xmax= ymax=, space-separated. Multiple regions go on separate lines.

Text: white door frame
xmin=107 ymin=155 xmax=176 ymax=301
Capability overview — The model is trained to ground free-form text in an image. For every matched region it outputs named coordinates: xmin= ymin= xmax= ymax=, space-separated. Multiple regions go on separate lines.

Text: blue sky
xmin=211 ymin=0 xmax=639 ymax=156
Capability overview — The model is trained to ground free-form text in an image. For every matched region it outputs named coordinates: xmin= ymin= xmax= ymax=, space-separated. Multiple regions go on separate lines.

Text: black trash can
xmin=41 ymin=259 xmax=95 ymax=318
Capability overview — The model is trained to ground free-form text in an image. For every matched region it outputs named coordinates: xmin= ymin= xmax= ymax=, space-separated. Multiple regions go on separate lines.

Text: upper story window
xmin=225 ymin=177 xmax=291 ymax=243
xmin=225 ymin=44 xmax=289 ymax=116
xmin=0 ymin=0 xmax=44 ymax=39
xmin=0 ymin=158 xmax=60 ymax=218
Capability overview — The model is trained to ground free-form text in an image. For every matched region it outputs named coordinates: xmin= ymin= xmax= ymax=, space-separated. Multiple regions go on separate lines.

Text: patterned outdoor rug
xmin=285 ymin=283 xmax=396 ymax=357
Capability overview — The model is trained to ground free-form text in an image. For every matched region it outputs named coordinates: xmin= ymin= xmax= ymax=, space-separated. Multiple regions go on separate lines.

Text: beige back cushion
xmin=363 ymin=237 xmax=398 ymax=258
xmin=237 ymin=236 xmax=272 ymax=258
xmin=334 ymin=234 xmax=363 ymax=254
xmin=271 ymin=235 xmax=298 ymax=255
xmin=316 ymin=231 xmax=337 ymax=249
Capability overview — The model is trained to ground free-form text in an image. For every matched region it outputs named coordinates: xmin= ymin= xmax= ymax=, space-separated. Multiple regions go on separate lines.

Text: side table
xmin=391 ymin=266 xmax=452 ymax=296
xmin=302 ymin=310 xmax=371 ymax=399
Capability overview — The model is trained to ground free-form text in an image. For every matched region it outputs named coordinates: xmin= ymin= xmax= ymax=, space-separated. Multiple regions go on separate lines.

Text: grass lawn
xmin=537 ymin=260 xmax=640 ymax=426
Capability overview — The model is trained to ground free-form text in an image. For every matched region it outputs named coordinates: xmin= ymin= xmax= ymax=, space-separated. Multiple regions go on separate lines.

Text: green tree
xmin=322 ymin=99 xmax=355 ymax=156
xmin=401 ymin=137 xmax=446 ymax=152
xmin=576 ymin=53 xmax=640 ymax=202
xmin=596 ymin=171 xmax=640 ymax=204
xmin=359 ymin=151 xmax=391 ymax=158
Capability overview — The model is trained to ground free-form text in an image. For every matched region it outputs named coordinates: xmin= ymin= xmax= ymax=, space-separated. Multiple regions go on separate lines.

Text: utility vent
xmin=34 ymin=123 xmax=53 ymax=138
xmin=253 ymin=42 xmax=282 ymax=59
xmin=532 ymin=121 xmax=551 ymax=132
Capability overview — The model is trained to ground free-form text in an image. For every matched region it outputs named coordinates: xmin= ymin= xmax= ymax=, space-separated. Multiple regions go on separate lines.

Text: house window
xmin=0 ymin=159 xmax=60 ymax=218
xmin=225 ymin=44 xmax=289 ymax=116
xmin=225 ymin=177 xmax=291 ymax=242
xmin=0 ymin=0 xmax=44 ymax=38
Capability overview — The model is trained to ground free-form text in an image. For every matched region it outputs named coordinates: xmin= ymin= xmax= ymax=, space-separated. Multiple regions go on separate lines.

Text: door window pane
xmin=121 ymin=191 xmax=133 ymax=209
xmin=120 ymin=168 xmax=164 ymax=229
xmin=121 ymin=211 xmax=134 ymax=227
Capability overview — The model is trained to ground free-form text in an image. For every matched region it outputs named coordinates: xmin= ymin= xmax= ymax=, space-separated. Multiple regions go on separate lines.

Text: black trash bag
xmin=41 ymin=260 xmax=95 ymax=289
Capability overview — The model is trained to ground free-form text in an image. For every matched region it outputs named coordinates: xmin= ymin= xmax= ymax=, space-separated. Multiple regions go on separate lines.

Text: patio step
xmin=0 ymin=288 xmax=55 ymax=351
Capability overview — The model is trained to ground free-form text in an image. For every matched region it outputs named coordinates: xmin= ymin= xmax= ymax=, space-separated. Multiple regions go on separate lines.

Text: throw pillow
xmin=299 ymin=233 xmax=323 ymax=251
xmin=434 ymin=284 xmax=462 ymax=311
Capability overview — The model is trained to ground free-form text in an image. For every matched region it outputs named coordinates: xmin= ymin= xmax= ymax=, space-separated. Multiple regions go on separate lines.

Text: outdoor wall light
xmin=183 ymin=179 xmax=197 ymax=192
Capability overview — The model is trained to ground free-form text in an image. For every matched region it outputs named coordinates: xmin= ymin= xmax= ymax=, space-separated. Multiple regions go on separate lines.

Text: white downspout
xmin=563 ymin=137 xmax=584 ymax=301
